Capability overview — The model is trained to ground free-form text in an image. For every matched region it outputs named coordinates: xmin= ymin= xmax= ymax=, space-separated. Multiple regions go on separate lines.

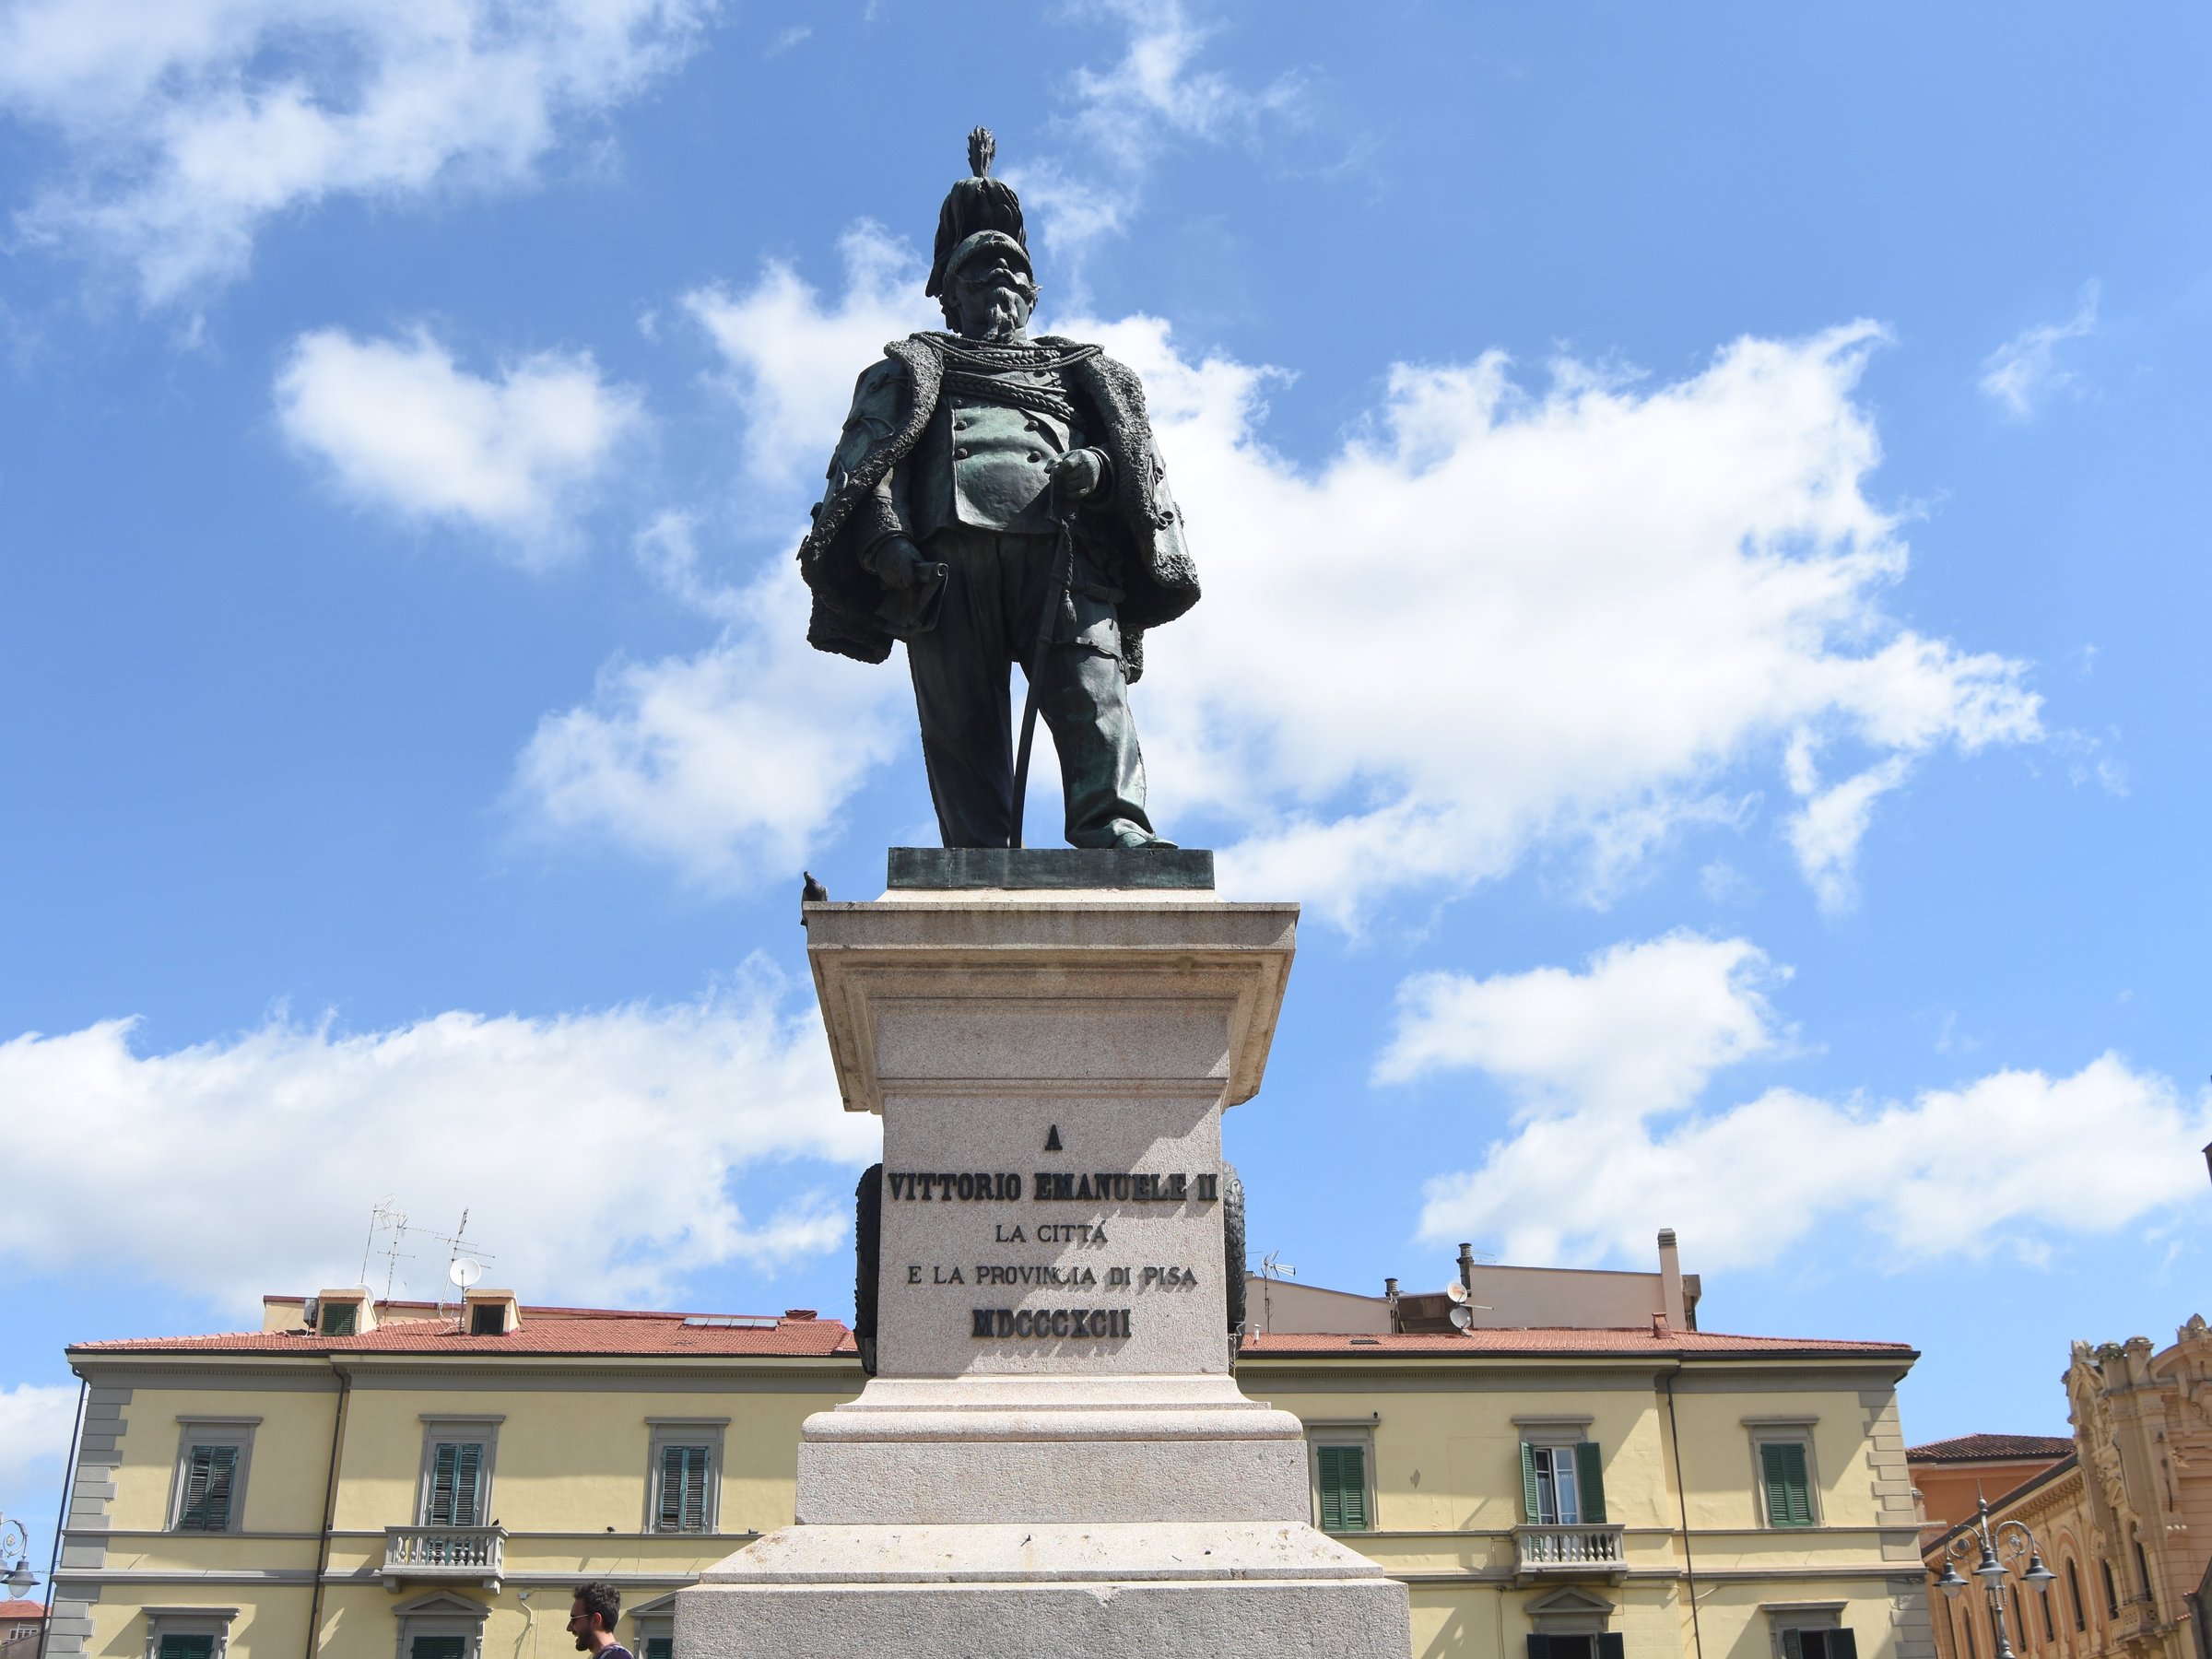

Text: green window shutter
xmin=177 ymin=1444 xmax=238 ymax=1531
xmin=1316 ymin=1444 xmax=1367 ymax=1532
xmin=1596 ymin=1634 xmax=1625 ymax=1659
xmin=1760 ymin=1441 xmax=1813 ymax=1527
xmin=428 ymin=1441 xmax=484 ymax=1526
xmin=644 ymin=1641 xmax=672 ymax=1659
xmin=1829 ymin=1630 xmax=1858 ymax=1659
xmin=659 ymin=1444 xmax=711 ymax=1533
xmin=453 ymin=1442 xmax=482 ymax=1526
xmin=1574 ymin=1441 xmax=1607 ymax=1524
xmin=321 ymin=1301 xmax=357 ymax=1336
xmin=411 ymin=1639 xmax=467 ymax=1659
xmin=1521 ymin=1442 xmax=1542 ymax=1524
xmin=159 ymin=1635 xmax=215 ymax=1659
xmin=1782 ymin=1632 xmax=1805 ymax=1659
xmin=1525 ymin=1637 xmax=1551 ymax=1659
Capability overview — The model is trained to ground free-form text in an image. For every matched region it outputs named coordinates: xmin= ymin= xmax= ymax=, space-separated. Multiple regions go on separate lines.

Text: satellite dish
xmin=1450 ymin=1304 xmax=1474 ymax=1330
xmin=1444 ymin=1280 xmax=1469 ymax=1304
xmin=449 ymin=1257 xmax=483 ymax=1290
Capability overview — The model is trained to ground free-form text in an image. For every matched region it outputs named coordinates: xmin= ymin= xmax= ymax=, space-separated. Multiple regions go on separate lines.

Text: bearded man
xmin=795 ymin=130 xmax=1198 ymax=851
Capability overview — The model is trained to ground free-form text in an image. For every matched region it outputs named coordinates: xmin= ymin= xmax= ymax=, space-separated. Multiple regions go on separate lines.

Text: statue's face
xmin=950 ymin=251 xmax=1036 ymax=342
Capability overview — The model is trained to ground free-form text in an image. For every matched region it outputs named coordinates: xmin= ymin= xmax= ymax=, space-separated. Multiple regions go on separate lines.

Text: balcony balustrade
xmin=382 ymin=1525 xmax=507 ymax=1589
xmin=1513 ymin=1523 xmax=1629 ymax=1582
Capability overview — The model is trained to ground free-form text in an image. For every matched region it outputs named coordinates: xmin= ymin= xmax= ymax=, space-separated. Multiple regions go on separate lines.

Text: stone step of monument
xmin=698 ymin=1521 xmax=1392 ymax=1584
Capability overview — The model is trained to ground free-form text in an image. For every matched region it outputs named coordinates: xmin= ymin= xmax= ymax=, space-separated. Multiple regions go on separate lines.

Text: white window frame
xmin=166 ymin=1419 xmax=259 ymax=1535
xmin=1303 ymin=1416 xmax=1378 ymax=1535
xmin=1746 ymin=1417 xmax=1824 ymax=1530
xmin=391 ymin=1591 xmax=489 ymax=1659
xmin=416 ymin=1417 xmax=502 ymax=1529
xmin=643 ymin=1418 xmax=728 ymax=1535
xmin=142 ymin=1606 xmax=238 ymax=1659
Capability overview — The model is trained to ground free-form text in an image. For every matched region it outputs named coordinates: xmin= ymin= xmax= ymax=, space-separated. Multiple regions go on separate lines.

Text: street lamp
xmin=0 ymin=1510 xmax=35 ymax=1599
xmin=1938 ymin=1494 xmax=2056 ymax=1659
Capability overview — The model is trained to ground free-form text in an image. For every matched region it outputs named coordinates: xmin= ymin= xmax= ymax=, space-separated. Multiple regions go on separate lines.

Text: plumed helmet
xmin=925 ymin=127 xmax=1031 ymax=299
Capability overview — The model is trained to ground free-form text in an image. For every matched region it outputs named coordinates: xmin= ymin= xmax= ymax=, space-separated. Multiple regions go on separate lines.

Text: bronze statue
xmin=795 ymin=129 xmax=1197 ymax=851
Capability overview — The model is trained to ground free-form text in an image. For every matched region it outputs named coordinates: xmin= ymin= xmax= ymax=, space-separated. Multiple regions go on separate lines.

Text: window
xmin=468 ymin=1304 xmax=503 ymax=1335
xmin=645 ymin=1421 xmax=726 ymax=1535
xmin=417 ymin=1418 xmax=500 ymax=1528
xmin=1756 ymin=1440 xmax=1817 ymax=1528
xmin=320 ymin=1301 xmax=358 ymax=1336
xmin=1317 ymin=1443 xmax=1368 ymax=1533
xmin=1781 ymin=1633 xmax=1858 ymax=1659
xmin=2101 ymin=1560 xmax=2120 ymax=1618
xmin=1744 ymin=1418 xmax=1821 ymax=1530
xmin=626 ymin=1590 xmax=677 ymax=1659
xmin=2041 ymin=1581 xmax=2056 ymax=1641
xmin=2134 ymin=1540 xmax=2155 ymax=1612
xmin=142 ymin=1606 xmax=236 ymax=1659
xmin=2065 ymin=1560 xmax=2085 ymax=1631
xmin=1960 ymin=1599 xmax=1978 ymax=1659
xmin=656 ymin=1445 xmax=711 ymax=1532
xmin=1525 ymin=1638 xmax=1624 ymax=1659
xmin=1526 ymin=1586 xmax=1621 ymax=1659
xmin=1521 ymin=1441 xmax=1606 ymax=1526
xmin=392 ymin=1591 xmax=487 ymax=1659
xmin=170 ymin=1420 xmax=257 ymax=1534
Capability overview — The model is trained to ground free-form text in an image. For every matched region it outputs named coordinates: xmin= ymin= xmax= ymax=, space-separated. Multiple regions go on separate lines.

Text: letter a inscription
xmin=1044 ymin=1124 xmax=1063 ymax=1151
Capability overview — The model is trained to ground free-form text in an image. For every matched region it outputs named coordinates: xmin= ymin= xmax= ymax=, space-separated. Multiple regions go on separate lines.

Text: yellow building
xmin=49 ymin=1273 xmax=1929 ymax=1659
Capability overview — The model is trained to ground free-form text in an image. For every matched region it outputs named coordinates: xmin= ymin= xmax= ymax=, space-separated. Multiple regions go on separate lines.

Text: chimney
xmin=1457 ymin=1242 xmax=1476 ymax=1294
xmin=1656 ymin=1229 xmax=1687 ymax=1331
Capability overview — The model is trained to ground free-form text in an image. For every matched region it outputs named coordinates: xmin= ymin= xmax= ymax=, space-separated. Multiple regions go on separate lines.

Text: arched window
xmin=2134 ymin=1539 xmax=2156 ymax=1613
xmin=2065 ymin=1559 xmax=2086 ymax=1632
xmin=2101 ymin=1559 xmax=2120 ymax=1618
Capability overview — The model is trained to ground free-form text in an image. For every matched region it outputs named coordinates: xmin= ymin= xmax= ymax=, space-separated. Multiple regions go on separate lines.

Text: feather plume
xmin=968 ymin=126 xmax=995 ymax=178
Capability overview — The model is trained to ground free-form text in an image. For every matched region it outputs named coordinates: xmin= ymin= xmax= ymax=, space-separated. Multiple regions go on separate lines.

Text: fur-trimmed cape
xmin=796 ymin=334 xmax=1199 ymax=682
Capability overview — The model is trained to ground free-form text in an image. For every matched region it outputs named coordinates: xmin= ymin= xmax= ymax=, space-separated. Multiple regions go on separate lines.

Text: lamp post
xmin=1936 ymin=1494 xmax=2057 ymax=1659
xmin=0 ymin=1510 xmax=35 ymax=1600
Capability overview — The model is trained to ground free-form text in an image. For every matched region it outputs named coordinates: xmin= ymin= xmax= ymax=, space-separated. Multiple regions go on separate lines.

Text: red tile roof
xmin=74 ymin=1307 xmax=858 ymax=1359
xmin=1240 ymin=1327 xmax=1915 ymax=1359
xmin=0 ymin=1604 xmax=46 ymax=1620
xmin=1907 ymin=1432 xmax=2075 ymax=1464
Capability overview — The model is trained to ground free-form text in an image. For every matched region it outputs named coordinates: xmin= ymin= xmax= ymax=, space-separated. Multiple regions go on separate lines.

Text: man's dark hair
xmin=572 ymin=1583 xmax=621 ymax=1632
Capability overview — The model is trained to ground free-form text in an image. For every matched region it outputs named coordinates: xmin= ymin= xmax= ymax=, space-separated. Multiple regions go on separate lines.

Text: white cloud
xmin=1399 ymin=934 xmax=2211 ymax=1269
xmin=1087 ymin=313 xmax=2043 ymax=922
xmin=275 ymin=326 xmax=642 ymax=563
xmin=1378 ymin=933 xmax=1788 ymax=1107
xmin=0 ymin=0 xmax=712 ymax=305
xmin=1013 ymin=0 xmax=1302 ymax=273
xmin=513 ymin=547 xmax=909 ymax=889
xmin=0 ymin=1382 xmax=76 ymax=1513
xmin=1979 ymin=281 xmax=2100 ymax=418
xmin=528 ymin=241 xmax=2041 ymax=916
xmin=681 ymin=224 xmax=937 ymax=495
xmin=0 ymin=965 xmax=878 ymax=1312
xmin=505 ymin=231 xmax=930 ymax=887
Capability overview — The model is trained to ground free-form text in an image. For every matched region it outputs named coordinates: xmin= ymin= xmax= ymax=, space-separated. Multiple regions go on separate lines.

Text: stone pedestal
xmin=680 ymin=865 xmax=1411 ymax=1658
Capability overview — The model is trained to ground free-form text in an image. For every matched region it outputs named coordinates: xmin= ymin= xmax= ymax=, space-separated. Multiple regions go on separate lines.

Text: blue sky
xmin=4 ymin=0 xmax=2210 ymax=1583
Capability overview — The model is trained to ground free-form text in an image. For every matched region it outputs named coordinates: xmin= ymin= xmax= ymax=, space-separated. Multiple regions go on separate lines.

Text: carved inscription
xmin=888 ymin=1135 xmax=1219 ymax=1346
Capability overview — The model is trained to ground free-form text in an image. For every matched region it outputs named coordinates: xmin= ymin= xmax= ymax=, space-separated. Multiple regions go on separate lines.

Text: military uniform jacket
xmin=797 ymin=333 xmax=1199 ymax=682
